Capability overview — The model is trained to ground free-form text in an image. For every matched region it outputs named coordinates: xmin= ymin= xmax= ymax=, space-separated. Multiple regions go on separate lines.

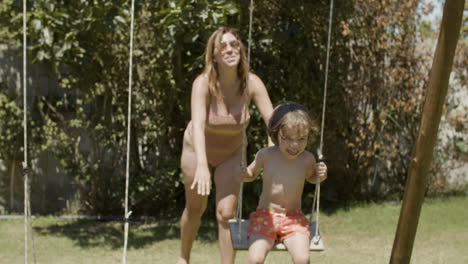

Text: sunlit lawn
xmin=1 ymin=196 xmax=467 ymax=264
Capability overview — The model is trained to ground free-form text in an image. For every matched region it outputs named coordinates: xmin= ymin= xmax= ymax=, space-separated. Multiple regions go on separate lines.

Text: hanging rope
xmin=236 ymin=0 xmax=255 ymax=242
xmin=319 ymin=0 xmax=333 ymax=153
xmin=22 ymin=2 xmax=37 ymax=262
xmin=246 ymin=0 xmax=254 ymax=70
xmin=26 ymin=185 xmax=37 ymax=264
xmin=122 ymin=0 xmax=135 ymax=263
xmin=311 ymin=0 xmax=334 ymax=243
xmin=22 ymin=1 xmax=31 ymax=263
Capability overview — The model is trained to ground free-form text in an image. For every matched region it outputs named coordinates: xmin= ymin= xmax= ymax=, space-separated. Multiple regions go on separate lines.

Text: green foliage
xmin=0 ymin=85 xmax=23 ymax=199
xmin=1 ymin=0 xmax=242 ymax=215
xmin=1 ymin=0 xmax=459 ymax=215
xmin=0 ymin=91 xmax=22 ymax=162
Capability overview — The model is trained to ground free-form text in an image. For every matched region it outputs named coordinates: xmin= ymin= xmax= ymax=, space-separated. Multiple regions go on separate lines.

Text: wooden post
xmin=389 ymin=0 xmax=465 ymax=263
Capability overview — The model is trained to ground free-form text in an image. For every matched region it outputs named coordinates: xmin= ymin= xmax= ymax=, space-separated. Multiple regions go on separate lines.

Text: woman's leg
xmin=282 ymin=234 xmax=310 ymax=264
xmin=177 ymin=148 xmax=208 ymax=264
xmin=214 ymin=149 xmax=243 ymax=264
xmin=247 ymin=234 xmax=275 ymax=264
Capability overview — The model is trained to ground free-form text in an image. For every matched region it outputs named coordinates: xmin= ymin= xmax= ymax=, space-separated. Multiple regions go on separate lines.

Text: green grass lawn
xmin=1 ymin=196 xmax=467 ymax=264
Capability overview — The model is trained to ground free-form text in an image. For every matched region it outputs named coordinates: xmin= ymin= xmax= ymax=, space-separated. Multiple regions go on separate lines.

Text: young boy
xmin=240 ymin=102 xmax=327 ymax=264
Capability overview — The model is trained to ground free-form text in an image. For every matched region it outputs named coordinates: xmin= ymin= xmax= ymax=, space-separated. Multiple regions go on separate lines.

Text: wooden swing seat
xmin=228 ymin=219 xmax=324 ymax=251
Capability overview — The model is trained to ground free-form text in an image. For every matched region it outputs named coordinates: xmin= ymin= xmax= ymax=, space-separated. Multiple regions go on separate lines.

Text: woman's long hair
xmin=203 ymin=27 xmax=249 ymax=98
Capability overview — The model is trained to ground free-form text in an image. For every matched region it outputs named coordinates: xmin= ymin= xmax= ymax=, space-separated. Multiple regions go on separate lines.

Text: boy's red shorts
xmin=247 ymin=208 xmax=310 ymax=242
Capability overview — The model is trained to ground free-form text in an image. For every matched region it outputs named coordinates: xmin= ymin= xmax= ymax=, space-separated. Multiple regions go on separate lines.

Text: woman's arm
xmin=248 ymin=73 xmax=274 ymax=146
xmin=190 ymin=75 xmax=211 ymax=195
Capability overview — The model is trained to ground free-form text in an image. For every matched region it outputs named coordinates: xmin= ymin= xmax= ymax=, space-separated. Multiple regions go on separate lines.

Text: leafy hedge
xmin=0 ymin=0 xmax=453 ymax=216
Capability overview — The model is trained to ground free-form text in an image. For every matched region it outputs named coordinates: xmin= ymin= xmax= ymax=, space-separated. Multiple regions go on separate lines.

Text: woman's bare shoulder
xmin=193 ymin=73 xmax=209 ymax=86
xmin=192 ymin=74 xmax=210 ymax=96
xmin=247 ymin=72 xmax=266 ymax=95
xmin=247 ymin=72 xmax=262 ymax=85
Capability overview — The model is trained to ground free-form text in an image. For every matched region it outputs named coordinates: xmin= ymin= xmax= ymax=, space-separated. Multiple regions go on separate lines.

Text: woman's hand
xmin=191 ymin=164 xmax=212 ymax=196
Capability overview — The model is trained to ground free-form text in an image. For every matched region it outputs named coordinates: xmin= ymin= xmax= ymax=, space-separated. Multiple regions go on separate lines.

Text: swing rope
xmin=23 ymin=0 xmax=29 ymax=262
xmin=122 ymin=0 xmax=136 ymax=263
xmin=311 ymin=0 xmax=334 ymax=242
xmin=21 ymin=1 xmax=135 ymax=262
xmin=22 ymin=1 xmax=37 ymax=263
xmin=236 ymin=0 xmax=255 ymax=242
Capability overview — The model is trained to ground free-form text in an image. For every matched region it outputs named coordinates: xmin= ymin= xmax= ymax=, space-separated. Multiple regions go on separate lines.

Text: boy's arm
xmin=241 ymin=148 xmax=266 ymax=182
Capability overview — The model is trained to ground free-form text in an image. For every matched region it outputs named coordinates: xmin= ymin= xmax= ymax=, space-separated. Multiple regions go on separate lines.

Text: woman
xmin=177 ymin=27 xmax=273 ymax=264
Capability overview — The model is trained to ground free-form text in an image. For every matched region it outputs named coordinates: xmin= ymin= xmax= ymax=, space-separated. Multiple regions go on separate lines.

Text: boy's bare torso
xmin=258 ymin=147 xmax=315 ymax=212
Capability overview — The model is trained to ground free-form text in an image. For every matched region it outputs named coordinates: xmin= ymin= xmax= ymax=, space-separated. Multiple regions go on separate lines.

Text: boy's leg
xmin=247 ymin=234 xmax=275 ymax=264
xmin=282 ymin=234 xmax=310 ymax=264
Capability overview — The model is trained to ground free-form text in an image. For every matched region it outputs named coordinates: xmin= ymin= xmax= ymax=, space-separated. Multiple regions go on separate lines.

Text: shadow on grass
xmin=33 ymin=216 xmax=218 ymax=250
